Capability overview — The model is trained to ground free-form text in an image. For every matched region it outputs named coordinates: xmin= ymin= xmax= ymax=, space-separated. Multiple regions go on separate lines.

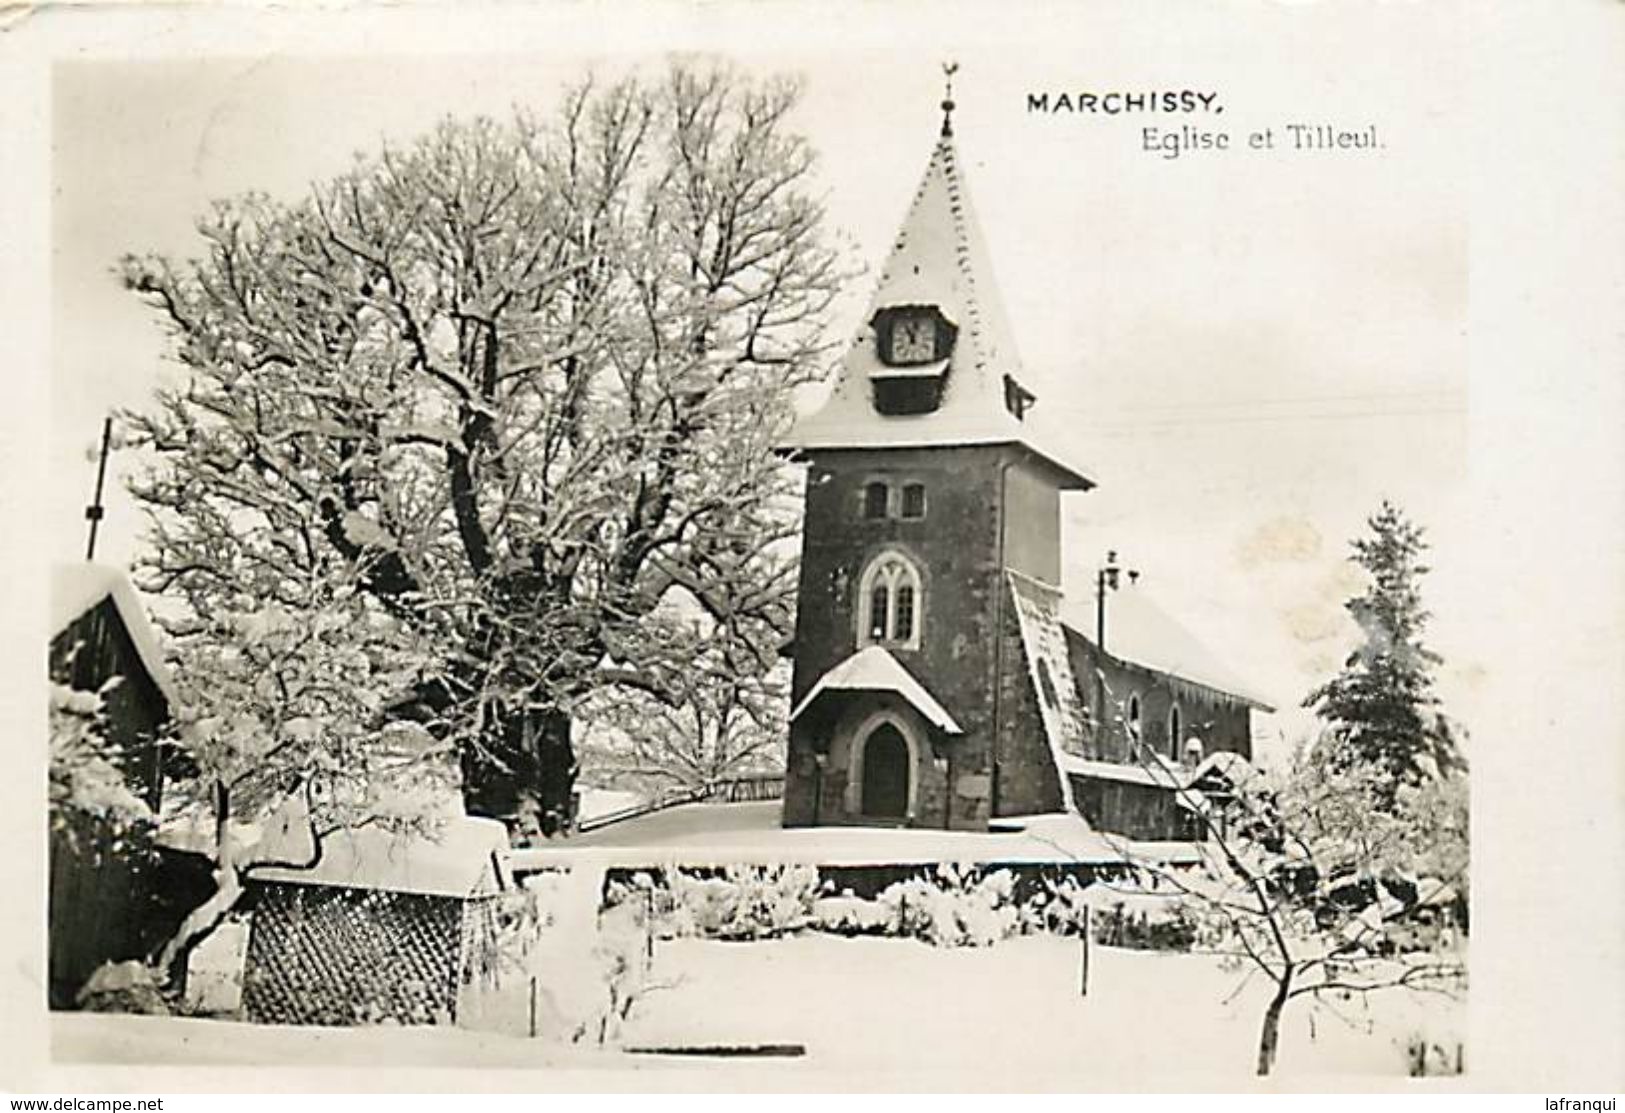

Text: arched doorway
xmin=860 ymin=723 xmax=911 ymax=819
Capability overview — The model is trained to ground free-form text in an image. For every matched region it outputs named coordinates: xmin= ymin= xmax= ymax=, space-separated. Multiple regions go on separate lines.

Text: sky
xmin=48 ymin=4 xmax=1474 ymax=755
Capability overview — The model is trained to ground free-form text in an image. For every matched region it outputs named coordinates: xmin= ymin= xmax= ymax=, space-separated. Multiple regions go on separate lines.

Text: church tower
xmin=780 ymin=86 xmax=1096 ymax=830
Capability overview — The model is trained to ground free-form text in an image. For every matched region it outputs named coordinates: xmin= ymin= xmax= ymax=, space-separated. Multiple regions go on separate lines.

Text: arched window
xmin=894 ymin=583 xmax=916 ymax=641
xmin=868 ymin=582 xmax=890 ymax=640
xmin=1168 ymin=704 xmax=1182 ymax=760
xmin=863 ymin=482 xmax=889 ymax=520
xmin=1127 ymin=693 xmax=1142 ymax=746
xmin=859 ymin=552 xmax=922 ymax=649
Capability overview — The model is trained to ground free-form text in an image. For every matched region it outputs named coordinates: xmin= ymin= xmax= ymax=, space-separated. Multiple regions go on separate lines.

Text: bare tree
xmin=1095 ymin=727 xmax=1467 ymax=1076
xmin=578 ymin=660 xmax=787 ymax=798
xmin=119 ymin=65 xmax=845 ymax=834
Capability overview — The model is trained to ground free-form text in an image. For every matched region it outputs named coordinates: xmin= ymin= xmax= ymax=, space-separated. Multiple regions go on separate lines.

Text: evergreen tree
xmin=1305 ymin=501 xmax=1464 ymax=793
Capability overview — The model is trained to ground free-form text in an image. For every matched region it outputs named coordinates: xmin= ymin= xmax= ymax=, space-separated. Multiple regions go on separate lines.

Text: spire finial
xmin=940 ymin=61 xmax=959 ymax=138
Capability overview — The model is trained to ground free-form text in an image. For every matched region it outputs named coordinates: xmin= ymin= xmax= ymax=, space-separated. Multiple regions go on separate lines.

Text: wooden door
xmin=861 ymin=724 xmax=910 ymax=819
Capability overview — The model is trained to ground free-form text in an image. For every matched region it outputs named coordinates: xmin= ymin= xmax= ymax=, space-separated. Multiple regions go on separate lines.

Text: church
xmin=779 ymin=89 xmax=1273 ymax=843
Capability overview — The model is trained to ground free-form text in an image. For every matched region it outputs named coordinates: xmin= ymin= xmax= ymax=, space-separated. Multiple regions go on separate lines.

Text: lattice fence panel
xmin=242 ymin=883 xmax=464 ymax=1026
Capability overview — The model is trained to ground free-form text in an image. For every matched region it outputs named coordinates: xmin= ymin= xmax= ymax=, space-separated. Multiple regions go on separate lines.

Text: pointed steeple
xmin=785 ymin=88 xmax=1095 ymax=490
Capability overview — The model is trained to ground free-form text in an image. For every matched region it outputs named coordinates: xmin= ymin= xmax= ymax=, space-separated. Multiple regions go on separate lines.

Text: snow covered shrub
xmin=876 ymin=864 xmax=1022 ymax=948
xmin=77 ymin=960 xmax=170 ymax=1016
xmin=49 ymin=682 xmax=153 ymax=853
xmin=1032 ymin=876 xmax=1094 ymax=937
xmin=663 ymin=864 xmax=823 ymax=940
xmin=1083 ymin=884 xmax=1202 ymax=952
xmin=811 ymin=892 xmax=893 ymax=936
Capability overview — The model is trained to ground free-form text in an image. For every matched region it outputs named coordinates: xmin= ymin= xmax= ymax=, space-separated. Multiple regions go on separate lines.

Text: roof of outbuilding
xmin=51 ymin=563 xmax=182 ymax=711
xmin=782 ymin=133 xmax=1095 ymax=489
xmin=250 ymin=808 xmax=512 ymax=899
xmin=790 ymin=645 xmax=963 ymax=734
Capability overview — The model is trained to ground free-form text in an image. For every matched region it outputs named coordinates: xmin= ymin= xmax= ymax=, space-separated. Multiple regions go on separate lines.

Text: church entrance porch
xmin=858 ymin=722 xmax=911 ymax=820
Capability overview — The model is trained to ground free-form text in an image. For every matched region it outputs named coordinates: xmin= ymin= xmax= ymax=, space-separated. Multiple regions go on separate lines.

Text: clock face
xmin=889 ymin=315 xmax=936 ymax=364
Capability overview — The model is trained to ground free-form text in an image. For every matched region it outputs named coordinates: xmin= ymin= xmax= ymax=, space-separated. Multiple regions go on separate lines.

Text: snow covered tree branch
xmin=119 ymin=64 xmax=848 ymax=834
xmin=1092 ymin=731 xmax=1467 ymax=1076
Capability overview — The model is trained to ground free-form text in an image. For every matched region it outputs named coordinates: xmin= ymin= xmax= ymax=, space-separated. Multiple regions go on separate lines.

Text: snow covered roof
xmin=782 ymin=132 xmax=1095 ymax=490
xmin=507 ymin=801 xmax=1201 ymax=868
xmin=1059 ymin=588 xmax=1275 ymax=711
xmin=51 ymin=563 xmax=181 ymax=711
xmin=1059 ymin=753 xmax=1185 ymax=791
xmin=1006 ymin=571 xmax=1086 ymax=810
xmin=250 ymin=814 xmax=512 ymax=898
xmin=1188 ymin=749 xmax=1264 ymax=790
xmin=790 ymin=645 xmax=962 ymax=734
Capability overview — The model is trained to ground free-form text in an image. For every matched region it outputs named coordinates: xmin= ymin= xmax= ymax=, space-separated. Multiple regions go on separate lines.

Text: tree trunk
xmin=1256 ymin=971 xmax=1294 ymax=1077
xmin=534 ymin=706 xmax=577 ymax=836
xmin=149 ymin=780 xmax=239 ymax=990
xmin=152 ymin=861 xmax=244 ymax=990
xmin=460 ymin=705 xmax=577 ymax=838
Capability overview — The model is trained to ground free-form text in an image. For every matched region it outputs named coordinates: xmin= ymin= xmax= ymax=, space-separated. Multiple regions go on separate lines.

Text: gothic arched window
xmin=1127 ymin=693 xmax=1142 ymax=748
xmin=1168 ymin=704 xmax=1182 ymax=760
xmin=859 ymin=552 xmax=922 ymax=649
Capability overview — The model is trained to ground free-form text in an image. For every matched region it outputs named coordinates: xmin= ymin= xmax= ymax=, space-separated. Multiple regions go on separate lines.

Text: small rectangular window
xmin=900 ymin=483 xmax=926 ymax=519
xmin=863 ymin=482 xmax=889 ymax=520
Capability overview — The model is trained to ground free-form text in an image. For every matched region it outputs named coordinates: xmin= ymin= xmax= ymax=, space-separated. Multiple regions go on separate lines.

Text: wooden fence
xmin=574 ymin=775 xmax=785 ymax=835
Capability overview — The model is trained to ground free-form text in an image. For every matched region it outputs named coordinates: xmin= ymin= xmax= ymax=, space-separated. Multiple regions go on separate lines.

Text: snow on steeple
xmin=784 ymin=98 xmax=1095 ymax=489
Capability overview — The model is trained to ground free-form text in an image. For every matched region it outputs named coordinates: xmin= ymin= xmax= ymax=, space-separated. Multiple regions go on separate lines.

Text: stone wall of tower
xmin=784 ymin=443 xmax=999 ymax=829
xmin=1000 ymin=457 xmax=1063 ymax=586
xmin=783 ymin=442 xmax=1073 ymax=829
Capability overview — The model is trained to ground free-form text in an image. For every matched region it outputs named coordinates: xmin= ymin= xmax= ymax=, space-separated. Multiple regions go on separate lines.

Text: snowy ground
xmin=56 ymin=934 xmax=1463 ymax=1084
xmin=52 ymin=1012 xmax=614 ymax=1069
xmin=618 ymin=935 xmax=1463 ymax=1081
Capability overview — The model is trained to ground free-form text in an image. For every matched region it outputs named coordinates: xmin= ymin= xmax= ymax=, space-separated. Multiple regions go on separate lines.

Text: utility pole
xmin=1094 ymin=550 xmax=1139 ymax=652
xmin=84 ymin=416 xmax=113 ymax=562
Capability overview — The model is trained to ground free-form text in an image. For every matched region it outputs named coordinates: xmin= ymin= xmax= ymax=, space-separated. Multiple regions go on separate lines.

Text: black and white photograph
xmin=3 ymin=0 xmax=1621 ymax=1098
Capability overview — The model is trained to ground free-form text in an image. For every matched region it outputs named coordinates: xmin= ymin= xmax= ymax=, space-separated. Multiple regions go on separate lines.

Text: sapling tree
xmin=148 ymin=566 xmax=454 ymax=984
xmin=120 ymin=65 xmax=843 ymax=833
xmin=1103 ymin=739 xmax=1467 ymax=1076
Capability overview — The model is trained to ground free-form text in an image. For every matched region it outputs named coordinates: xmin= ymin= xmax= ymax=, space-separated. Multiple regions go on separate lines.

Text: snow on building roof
xmin=506 ymin=800 xmax=1200 ymax=869
xmin=250 ymin=812 xmax=512 ymax=898
xmin=1006 ymin=571 xmax=1086 ymax=811
xmin=51 ymin=562 xmax=182 ymax=711
xmin=1188 ymin=748 xmax=1264 ymax=790
xmin=1059 ymin=587 xmax=1275 ymax=711
xmin=781 ymin=132 xmax=1095 ymax=490
xmin=790 ymin=645 xmax=962 ymax=734
xmin=1059 ymin=753 xmax=1185 ymax=792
